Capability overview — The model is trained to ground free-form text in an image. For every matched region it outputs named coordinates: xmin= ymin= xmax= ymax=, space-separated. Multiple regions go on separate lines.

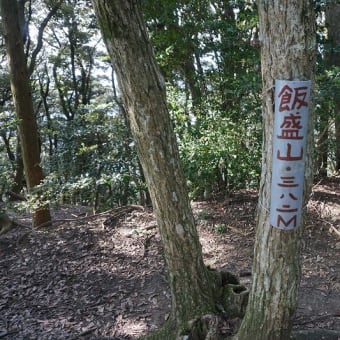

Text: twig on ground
xmin=225 ymin=224 xmax=246 ymax=236
xmin=329 ymin=223 xmax=340 ymax=237
xmin=318 ymin=218 xmax=340 ymax=237
xmin=69 ymin=326 xmax=97 ymax=340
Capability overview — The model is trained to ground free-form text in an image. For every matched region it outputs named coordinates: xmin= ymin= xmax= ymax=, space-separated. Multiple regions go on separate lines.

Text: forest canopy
xmin=0 ymin=0 xmax=338 ymax=211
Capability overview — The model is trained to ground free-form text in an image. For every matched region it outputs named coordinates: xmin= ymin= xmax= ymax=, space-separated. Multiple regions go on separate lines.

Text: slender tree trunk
xmin=0 ymin=0 xmax=51 ymax=226
xmin=335 ymin=99 xmax=340 ymax=172
xmin=91 ymin=1 xmax=220 ymax=336
xmin=11 ymin=136 xmax=25 ymax=195
xmin=316 ymin=104 xmax=329 ymax=176
xmin=325 ymin=2 xmax=340 ymax=172
xmin=238 ymin=1 xmax=315 ymax=339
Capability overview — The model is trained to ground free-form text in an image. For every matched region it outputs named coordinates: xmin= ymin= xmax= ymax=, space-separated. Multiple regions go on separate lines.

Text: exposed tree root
xmin=141 ymin=270 xmax=249 ymax=340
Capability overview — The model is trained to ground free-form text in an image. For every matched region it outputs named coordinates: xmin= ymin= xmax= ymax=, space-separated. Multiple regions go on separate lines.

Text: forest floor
xmin=0 ymin=177 xmax=339 ymax=339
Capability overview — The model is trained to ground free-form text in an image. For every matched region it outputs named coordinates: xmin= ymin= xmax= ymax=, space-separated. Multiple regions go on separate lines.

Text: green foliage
xmin=39 ymin=104 xmax=141 ymax=209
xmin=145 ymin=0 xmax=263 ymax=198
xmin=0 ymin=155 xmax=13 ymax=196
xmin=178 ymin=116 xmax=261 ymax=198
xmin=213 ymin=223 xmax=227 ymax=234
xmin=0 ymin=0 xmax=338 ymax=210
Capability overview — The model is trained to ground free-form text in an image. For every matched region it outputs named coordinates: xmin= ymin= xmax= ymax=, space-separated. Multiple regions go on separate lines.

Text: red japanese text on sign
xmin=278 ymin=85 xmax=309 ymax=112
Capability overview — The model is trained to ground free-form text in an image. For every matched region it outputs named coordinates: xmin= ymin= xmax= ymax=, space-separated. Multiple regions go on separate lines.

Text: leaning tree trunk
xmin=0 ymin=0 xmax=51 ymax=227
xmin=238 ymin=1 xmax=316 ymax=339
xmin=91 ymin=0 xmax=220 ymax=337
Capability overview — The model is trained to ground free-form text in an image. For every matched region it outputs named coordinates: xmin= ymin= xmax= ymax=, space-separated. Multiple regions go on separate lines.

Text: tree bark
xmin=91 ymin=0 xmax=220 ymax=336
xmin=0 ymin=0 xmax=51 ymax=226
xmin=238 ymin=1 xmax=315 ymax=339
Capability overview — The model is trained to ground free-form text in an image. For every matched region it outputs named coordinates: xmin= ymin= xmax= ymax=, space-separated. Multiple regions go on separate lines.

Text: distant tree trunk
xmin=325 ymin=2 xmax=340 ymax=172
xmin=316 ymin=103 xmax=329 ymax=176
xmin=11 ymin=136 xmax=25 ymax=195
xmin=91 ymin=0 xmax=220 ymax=336
xmin=0 ymin=131 xmax=25 ymax=195
xmin=238 ymin=1 xmax=316 ymax=339
xmin=335 ymin=99 xmax=340 ymax=172
xmin=0 ymin=0 xmax=51 ymax=227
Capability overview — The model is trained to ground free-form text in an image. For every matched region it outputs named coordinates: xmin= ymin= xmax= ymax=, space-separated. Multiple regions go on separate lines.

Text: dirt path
xmin=0 ymin=178 xmax=339 ymax=339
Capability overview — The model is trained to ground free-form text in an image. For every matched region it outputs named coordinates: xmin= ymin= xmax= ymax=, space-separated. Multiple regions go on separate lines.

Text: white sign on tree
xmin=270 ymin=79 xmax=311 ymax=230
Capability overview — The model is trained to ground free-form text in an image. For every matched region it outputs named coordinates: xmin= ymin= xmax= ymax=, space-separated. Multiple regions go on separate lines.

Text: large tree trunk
xmin=238 ymin=1 xmax=316 ymax=339
xmin=91 ymin=0 xmax=220 ymax=336
xmin=0 ymin=0 xmax=51 ymax=227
